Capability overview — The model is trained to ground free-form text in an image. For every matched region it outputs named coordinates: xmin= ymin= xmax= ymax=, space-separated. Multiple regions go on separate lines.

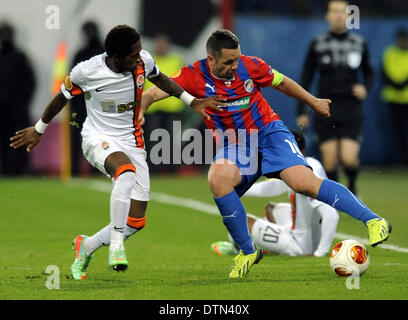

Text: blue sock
xmin=214 ymin=190 xmax=255 ymax=254
xmin=317 ymin=179 xmax=380 ymax=224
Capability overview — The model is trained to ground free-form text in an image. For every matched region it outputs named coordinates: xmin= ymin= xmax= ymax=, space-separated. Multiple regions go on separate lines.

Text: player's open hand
xmin=190 ymin=95 xmax=227 ymax=120
xmin=10 ymin=127 xmax=42 ymax=152
xmin=311 ymin=98 xmax=331 ymax=118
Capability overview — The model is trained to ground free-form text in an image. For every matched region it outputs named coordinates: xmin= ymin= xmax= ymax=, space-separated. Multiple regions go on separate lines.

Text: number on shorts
xmin=284 ymin=139 xmax=303 ymax=157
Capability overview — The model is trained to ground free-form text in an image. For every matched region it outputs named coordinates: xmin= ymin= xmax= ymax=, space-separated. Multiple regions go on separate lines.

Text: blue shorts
xmin=213 ymin=120 xmax=310 ymax=197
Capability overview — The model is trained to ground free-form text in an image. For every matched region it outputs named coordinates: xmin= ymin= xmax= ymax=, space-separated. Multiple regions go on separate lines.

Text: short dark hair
xmin=206 ymin=29 xmax=239 ymax=59
xmin=104 ymin=25 xmax=140 ymax=57
xmin=290 ymin=130 xmax=306 ymax=152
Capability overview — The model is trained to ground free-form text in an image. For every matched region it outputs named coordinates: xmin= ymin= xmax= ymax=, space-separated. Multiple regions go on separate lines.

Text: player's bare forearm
xmin=10 ymin=91 xmax=68 ymax=152
xmin=275 ymin=75 xmax=331 ymax=117
xmin=41 ymin=91 xmax=69 ymax=123
xmin=140 ymin=78 xmax=226 ymax=122
xmin=148 ymin=72 xmax=184 ymax=98
xmin=142 ymin=86 xmax=170 ymax=107
xmin=138 ymin=87 xmax=170 ymax=126
xmin=276 ymin=75 xmax=318 ymax=107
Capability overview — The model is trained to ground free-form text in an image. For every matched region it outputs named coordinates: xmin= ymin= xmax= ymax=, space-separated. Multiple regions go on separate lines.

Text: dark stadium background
xmin=142 ymin=0 xmax=408 ymax=166
xmin=1 ymin=0 xmax=407 ymax=175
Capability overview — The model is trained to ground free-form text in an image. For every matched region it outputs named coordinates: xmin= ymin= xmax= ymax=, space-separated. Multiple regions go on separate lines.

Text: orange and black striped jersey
xmin=61 ymin=50 xmax=159 ymax=149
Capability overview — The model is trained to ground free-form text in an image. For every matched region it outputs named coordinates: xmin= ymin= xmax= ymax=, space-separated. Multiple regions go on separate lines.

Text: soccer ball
xmin=329 ymin=239 xmax=370 ymax=277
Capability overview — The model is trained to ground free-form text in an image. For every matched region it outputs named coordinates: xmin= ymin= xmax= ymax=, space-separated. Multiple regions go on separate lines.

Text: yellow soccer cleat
xmin=229 ymin=248 xmax=263 ymax=279
xmin=366 ymin=218 xmax=392 ymax=247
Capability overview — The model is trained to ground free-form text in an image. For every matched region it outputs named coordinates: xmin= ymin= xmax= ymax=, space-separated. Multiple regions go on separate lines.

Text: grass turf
xmin=0 ymin=168 xmax=407 ymax=300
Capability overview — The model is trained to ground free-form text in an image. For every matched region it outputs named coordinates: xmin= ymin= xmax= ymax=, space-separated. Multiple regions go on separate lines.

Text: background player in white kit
xmin=10 ymin=25 xmax=225 ymax=280
xmin=212 ymin=130 xmax=339 ymax=257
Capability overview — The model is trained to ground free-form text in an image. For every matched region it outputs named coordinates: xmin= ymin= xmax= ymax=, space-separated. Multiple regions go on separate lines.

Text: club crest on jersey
xmin=101 ymin=141 xmax=110 ymax=150
xmin=64 ymin=74 xmax=73 ymax=90
xmin=244 ymin=79 xmax=254 ymax=93
xmin=136 ymin=74 xmax=145 ymax=89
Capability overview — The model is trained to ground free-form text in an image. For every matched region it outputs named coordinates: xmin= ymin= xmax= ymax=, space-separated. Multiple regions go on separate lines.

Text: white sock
xmin=110 ymin=228 xmax=124 ymax=251
xmin=83 ymin=224 xmax=141 ymax=256
xmin=109 ymin=171 xmax=136 ymax=251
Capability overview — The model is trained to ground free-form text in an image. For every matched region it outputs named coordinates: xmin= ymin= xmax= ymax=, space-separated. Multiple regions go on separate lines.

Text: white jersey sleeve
xmin=60 ymin=61 xmax=88 ymax=100
xmin=140 ymin=50 xmax=160 ymax=79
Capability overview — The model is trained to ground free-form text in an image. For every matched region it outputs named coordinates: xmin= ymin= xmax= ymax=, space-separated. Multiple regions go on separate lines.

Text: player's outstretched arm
xmin=10 ymin=92 xmax=68 ymax=152
xmin=140 ymin=72 xmax=226 ymax=123
xmin=274 ymin=74 xmax=331 ymax=118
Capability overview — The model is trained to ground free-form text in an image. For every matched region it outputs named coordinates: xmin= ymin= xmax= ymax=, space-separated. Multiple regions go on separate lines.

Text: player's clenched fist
xmin=310 ymin=98 xmax=332 ymax=118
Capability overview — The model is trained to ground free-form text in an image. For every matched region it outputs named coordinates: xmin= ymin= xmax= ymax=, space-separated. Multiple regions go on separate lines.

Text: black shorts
xmin=315 ymin=98 xmax=363 ymax=143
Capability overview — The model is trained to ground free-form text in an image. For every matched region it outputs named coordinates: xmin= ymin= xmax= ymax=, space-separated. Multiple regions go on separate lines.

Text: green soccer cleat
xmin=108 ymin=248 xmax=128 ymax=271
xmin=211 ymin=241 xmax=236 ymax=256
xmin=229 ymin=248 xmax=263 ymax=279
xmin=71 ymin=235 xmax=92 ymax=280
xmin=366 ymin=218 xmax=392 ymax=247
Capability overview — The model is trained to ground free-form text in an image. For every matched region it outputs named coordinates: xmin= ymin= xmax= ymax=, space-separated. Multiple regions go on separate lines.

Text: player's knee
xmin=342 ymin=159 xmax=360 ymax=169
xmin=289 ymin=178 xmax=319 ymax=197
xmin=208 ymin=162 xmax=240 ymax=195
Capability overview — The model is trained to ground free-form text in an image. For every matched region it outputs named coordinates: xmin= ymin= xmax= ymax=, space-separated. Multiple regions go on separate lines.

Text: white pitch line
xmin=79 ymin=179 xmax=408 ymax=254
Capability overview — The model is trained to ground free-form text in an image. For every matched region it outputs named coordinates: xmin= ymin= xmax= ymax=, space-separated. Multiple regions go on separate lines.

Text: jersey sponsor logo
xmin=244 ymin=79 xmax=254 ymax=93
xmin=64 ymin=74 xmax=73 ymax=90
xmin=136 ymin=74 xmax=145 ymax=89
xmin=221 ymin=96 xmax=251 ymax=111
xmin=101 ymin=101 xmax=138 ymax=113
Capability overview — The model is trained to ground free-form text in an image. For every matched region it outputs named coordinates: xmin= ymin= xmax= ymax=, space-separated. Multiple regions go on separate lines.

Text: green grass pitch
xmin=1 ymin=168 xmax=407 ymax=300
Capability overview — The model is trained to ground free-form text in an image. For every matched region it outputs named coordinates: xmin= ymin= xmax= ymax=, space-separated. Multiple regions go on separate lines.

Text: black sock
xmin=326 ymin=170 xmax=339 ymax=182
xmin=344 ymin=166 xmax=359 ymax=195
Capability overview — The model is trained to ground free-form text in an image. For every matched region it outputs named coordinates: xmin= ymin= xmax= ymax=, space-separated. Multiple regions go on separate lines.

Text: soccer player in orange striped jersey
xmin=10 ymin=25 xmax=225 ymax=279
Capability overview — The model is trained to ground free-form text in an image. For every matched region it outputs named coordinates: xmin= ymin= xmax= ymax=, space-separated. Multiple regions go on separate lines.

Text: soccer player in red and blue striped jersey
xmin=140 ymin=29 xmax=391 ymax=278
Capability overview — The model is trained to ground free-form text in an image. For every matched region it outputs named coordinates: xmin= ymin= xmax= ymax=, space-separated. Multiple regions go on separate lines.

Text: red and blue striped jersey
xmin=171 ymin=55 xmax=281 ymax=133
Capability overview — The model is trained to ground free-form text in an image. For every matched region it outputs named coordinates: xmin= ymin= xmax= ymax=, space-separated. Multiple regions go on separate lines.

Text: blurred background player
xmin=0 ymin=22 xmax=35 ymax=176
xmin=10 ymin=25 xmax=224 ymax=280
xmin=70 ymin=21 xmax=104 ymax=176
xmin=382 ymin=28 xmax=408 ymax=166
xmin=143 ymin=34 xmax=185 ymax=174
xmin=211 ymin=130 xmax=339 ymax=257
xmin=140 ymin=29 xmax=390 ymax=279
xmin=296 ymin=0 xmax=374 ymax=195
